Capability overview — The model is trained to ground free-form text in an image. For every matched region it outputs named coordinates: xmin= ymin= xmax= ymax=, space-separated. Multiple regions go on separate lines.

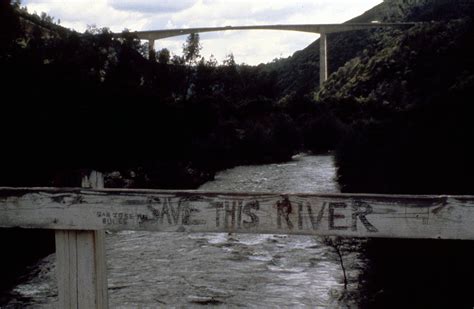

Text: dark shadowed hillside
xmin=267 ymin=0 xmax=474 ymax=98
xmin=264 ymin=0 xmax=474 ymax=195
xmin=0 ymin=1 xmax=303 ymax=190
xmin=316 ymin=5 xmax=474 ymax=195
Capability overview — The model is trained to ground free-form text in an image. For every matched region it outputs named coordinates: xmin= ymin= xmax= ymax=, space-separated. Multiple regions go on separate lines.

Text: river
xmin=4 ymin=154 xmax=367 ymax=308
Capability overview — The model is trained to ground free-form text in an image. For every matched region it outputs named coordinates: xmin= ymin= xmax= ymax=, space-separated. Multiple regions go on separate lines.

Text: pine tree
xmin=182 ymin=33 xmax=202 ymax=65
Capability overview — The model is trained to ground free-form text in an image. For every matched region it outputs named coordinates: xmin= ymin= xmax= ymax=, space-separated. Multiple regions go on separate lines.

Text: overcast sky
xmin=23 ymin=0 xmax=383 ymax=65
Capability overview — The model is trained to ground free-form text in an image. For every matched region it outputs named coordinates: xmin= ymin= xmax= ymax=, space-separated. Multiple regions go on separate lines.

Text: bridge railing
xmin=1 ymin=175 xmax=473 ymax=308
xmin=2 ymin=187 xmax=474 ymax=239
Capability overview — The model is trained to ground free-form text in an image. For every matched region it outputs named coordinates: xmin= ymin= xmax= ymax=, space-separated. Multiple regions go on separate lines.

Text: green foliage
xmin=8 ymin=0 xmax=473 ymax=196
xmin=182 ymin=33 xmax=202 ymax=65
xmin=0 ymin=3 xmax=316 ymax=188
xmin=0 ymin=0 xmax=21 ymax=58
xmin=256 ymin=0 xmax=474 ymax=195
xmin=223 ymin=53 xmax=236 ymax=67
xmin=40 ymin=11 xmax=54 ymax=24
xmin=317 ymin=16 xmax=474 ymax=194
xmin=157 ymin=48 xmax=170 ymax=64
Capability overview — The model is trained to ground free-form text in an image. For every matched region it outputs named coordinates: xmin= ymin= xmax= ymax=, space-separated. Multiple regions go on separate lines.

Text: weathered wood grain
xmin=56 ymin=230 xmax=78 ymax=308
xmin=54 ymin=171 xmax=108 ymax=309
xmin=2 ymin=187 xmax=474 ymax=240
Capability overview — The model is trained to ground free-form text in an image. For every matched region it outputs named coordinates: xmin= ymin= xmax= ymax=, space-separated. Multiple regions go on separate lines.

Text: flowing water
xmin=4 ymin=154 xmax=367 ymax=308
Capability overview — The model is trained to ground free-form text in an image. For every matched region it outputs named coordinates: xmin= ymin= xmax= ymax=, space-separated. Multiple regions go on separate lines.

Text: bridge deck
xmin=122 ymin=23 xmax=417 ymax=40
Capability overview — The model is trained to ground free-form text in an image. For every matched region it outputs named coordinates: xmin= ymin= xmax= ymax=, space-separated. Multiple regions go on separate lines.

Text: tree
xmin=12 ymin=0 xmax=22 ymax=9
xmin=0 ymin=0 xmax=21 ymax=57
xmin=137 ymin=41 xmax=149 ymax=59
xmin=182 ymin=33 xmax=202 ymax=65
xmin=40 ymin=12 xmax=54 ymax=24
xmin=223 ymin=53 xmax=236 ymax=67
xmin=157 ymin=48 xmax=170 ymax=64
xmin=206 ymin=54 xmax=218 ymax=67
xmin=85 ymin=24 xmax=100 ymax=35
xmin=120 ymin=28 xmax=140 ymax=51
xmin=171 ymin=54 xmax=185 ymax=65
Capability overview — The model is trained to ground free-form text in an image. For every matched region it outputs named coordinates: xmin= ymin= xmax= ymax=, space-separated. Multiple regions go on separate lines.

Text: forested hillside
xmin=264 ymin=0 xmax=474 ymax=195
xmin=0 ymin=1 xmax=306 ymax=189
xmin=267 ymin=0 xmax=474 ymax=98
xmin=311 ymin=1 xmax=474 ymax=195
xmin=320 ymin=17 xmax=474 ymax=194
xmin=4 ymin=0 xmax=471 ymax=194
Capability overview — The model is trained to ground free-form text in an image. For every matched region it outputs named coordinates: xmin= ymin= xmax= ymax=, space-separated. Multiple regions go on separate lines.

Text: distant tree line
xmin=0 ymin=1 xmax=338 ymax=189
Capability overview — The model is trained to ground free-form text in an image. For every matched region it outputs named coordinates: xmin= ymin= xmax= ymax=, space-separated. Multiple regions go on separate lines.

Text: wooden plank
xmin=54 ymin=171 xmax=108 ymax=309
xmin=79 ymin=171 xmax=109 ymax=308
xmin=76 ymin=231 xmax=98 ymax=308
xmin=92 ymin=229 xmax=108 ymax=309
xmin=2 ymin=188 xmax=474 ymax=240
xmin=56 ymin=230 xmax=79 ymax=308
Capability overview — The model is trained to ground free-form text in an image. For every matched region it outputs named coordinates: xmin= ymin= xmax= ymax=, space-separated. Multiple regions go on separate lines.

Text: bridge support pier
xmin=148 ymin=39 xmax=155 ymax=61
xmin=319 ymin=32 xmax=328 ymax=87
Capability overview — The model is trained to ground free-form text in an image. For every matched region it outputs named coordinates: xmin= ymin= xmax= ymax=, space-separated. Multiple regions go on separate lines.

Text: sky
xmin=22 ymin=0 xmax=383 ymax=65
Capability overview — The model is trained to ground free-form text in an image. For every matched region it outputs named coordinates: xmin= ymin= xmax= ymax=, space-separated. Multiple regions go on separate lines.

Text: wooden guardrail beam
xmin=1 ymin=188 xmax=474 ymax=240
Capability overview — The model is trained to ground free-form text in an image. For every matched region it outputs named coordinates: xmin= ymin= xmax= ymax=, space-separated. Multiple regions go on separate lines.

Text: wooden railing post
xmin=55 ymin=171 xmax=108 ymax=308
